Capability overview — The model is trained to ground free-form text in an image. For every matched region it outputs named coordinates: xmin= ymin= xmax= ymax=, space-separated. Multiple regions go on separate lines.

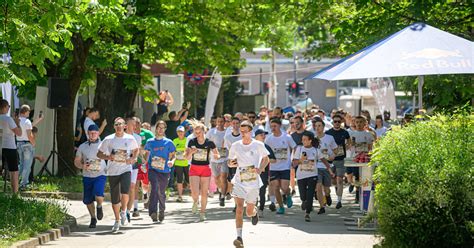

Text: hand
xmin=229 ymin=159 xmax=238 ymax=167
xmin=167 ymin=161 xmax=174 ymax=168
xmin=101 ymin=119 xmax=107 ymax=127
xmin=190 ymin=148 xmax=197 ymax=154
xmin=83 ymin=162 xmax=90 ymax=169
xmin=255 ymin=167 xmax=261 ymax=174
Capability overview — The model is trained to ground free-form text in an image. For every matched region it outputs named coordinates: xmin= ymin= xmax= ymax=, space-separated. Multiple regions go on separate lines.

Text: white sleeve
xmin=329 ymin=136 xmax=337 ymax=150
xmin=25 ymin=119 xmax=33 ymax=130
xmin=7 ymin=117 xmax=17 ymax=129
xmin=293 ymin=146 xmax=301 ymax=160
xmin=228 ymin=143 xmax=236 ymax=159
xmin=258 ymin=142 xmax=270 ymax=157
xmin=288 ymin=135 xmax=297 ymax=149
xmin=75 ymin=145 xmax=83 ymax=159
xmin=130 ymin=137 xmax=139 ymax=150
xmin=98 ymin=139 xmax=110 ymax=155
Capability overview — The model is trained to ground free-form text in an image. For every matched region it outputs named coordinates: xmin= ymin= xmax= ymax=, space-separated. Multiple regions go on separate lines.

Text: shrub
xmin=0 ymin=193 xmax=67 ymax=246
xmin=371 ymin=110 xmax=473 ymax=248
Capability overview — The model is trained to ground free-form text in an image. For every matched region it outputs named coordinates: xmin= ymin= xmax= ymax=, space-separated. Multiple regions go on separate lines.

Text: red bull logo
xmin=401 ymin=48 xmax=462 ymax=60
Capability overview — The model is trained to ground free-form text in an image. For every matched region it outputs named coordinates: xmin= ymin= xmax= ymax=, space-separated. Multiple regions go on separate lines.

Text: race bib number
xmin=193 ymin=148 xmax=208 ymax=162
xmin=218 ymin=148 xmax=228 ymax=158
xmin=239 ymin=165 xmax=258 ymax=183
xmin=355 ymin=142 xmax=369 ymax=153
xmin=175 ymin=150 xmax=185 ymax=160
xmin=86 ymin=159 xmax=101 ymax=172
xmin=300 ymin=160 xmax=315 ymax=172
xmin=113 ymin=149 xmax=129 ymax=164
xmin=151 ymin=156 xmax=166 ymax=170
xmin=335 ymin=146 xmax=345 ymax=156
xmin=274 ymin=148 xmax=288 ymax=160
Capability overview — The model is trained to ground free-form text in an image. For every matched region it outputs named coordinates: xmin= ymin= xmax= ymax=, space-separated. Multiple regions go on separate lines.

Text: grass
xmin=0 ymin=193 xmax=67 ymax=247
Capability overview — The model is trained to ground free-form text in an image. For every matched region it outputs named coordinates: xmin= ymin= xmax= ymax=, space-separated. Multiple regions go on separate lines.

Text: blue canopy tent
xmin=304 ymin=23 xmax=474 ymax=109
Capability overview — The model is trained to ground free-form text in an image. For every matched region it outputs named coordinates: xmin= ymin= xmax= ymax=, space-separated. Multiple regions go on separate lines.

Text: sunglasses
xmin=114 ymin=122 xmax=125 ymax=126
xmin=333 ymin=120 xmax=341 ymax=123
xmin=248 ymin=116 xmax=256 ymax=118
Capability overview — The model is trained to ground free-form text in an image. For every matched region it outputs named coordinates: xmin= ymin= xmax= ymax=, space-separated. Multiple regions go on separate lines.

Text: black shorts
xmin=108 ymin=172 xmax=131 ymax=204
xmin=2 ymin=148 xmax=19 ymax=172
xmin=174 ymin=166 xmax=189 ymax=184
xmin=270 ymin=169 xmax=291 ymax=181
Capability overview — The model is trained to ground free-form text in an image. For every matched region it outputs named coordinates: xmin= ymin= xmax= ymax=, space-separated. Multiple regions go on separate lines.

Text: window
xmin=238 ymin=79 xmax=251 ymax=95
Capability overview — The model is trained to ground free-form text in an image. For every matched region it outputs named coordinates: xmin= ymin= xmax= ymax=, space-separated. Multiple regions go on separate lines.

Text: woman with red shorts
xmin=185 ymin=121 xmax=219 ymax=221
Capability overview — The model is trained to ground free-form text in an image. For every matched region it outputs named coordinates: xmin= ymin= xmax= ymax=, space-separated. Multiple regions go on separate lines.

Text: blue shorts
xmin=83 ymin=175 xmax=107 ymax=204
xmin=270 ymin=169 xmax=291 ymax=181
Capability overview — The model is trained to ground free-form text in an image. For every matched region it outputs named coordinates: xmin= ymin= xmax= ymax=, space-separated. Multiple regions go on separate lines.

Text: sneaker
xmin=349 ymin=184 xmax=354 ymax=193
xmin=120 ymin=211 xmax=127 ymax=225
xmin=317 ymin=207 xmax=325 ymax=215
xmin=286 ymin=195 xmax=293 ymax=208
xmin=89 ymin=218 xmax=97 ymax=228
xmin=304 ymin=214 xmax=311 ymax=222
xmin=233 ymin=237 xmax=244 ymax=248
xmin=112 ymin=221 xmax=120 ymax=232
xmin=177 ymin=196 xmax=183 ymax=202
xmin=150 ymin=212 xmax=158 ymax=222
xmin=192 ymin=202 xmax=199 ymax=214
xmin=96 ymin=206 xmax=103 ymax=220
xmin=336 ymin=201 xmax=342 ymax=209
xmin=326 ymin=195 xmax=332 ymax=206
xmin=301 ymin=201 xmax=306 ymax=211
xmin=276 ymin=207 xmax=285 ymax=215
xmin=199 ymin=212 xmax=207 ymax=222
xmin=226 ymin=193 xmax=232 ymax=200
xmin=219 ymin=197 xmax=225 ymax=207
xmin=251 ymin=207 xmax=259 ymax=225
xmin=269 ymin=202 xmax=276 ymax=212
xmin=126 ymin=211 xmax=131 ymax=223
xmin=133 ymin=209 xmax=140 ymax=217
xmin=159 ymin=211 xmax=165 ymax=222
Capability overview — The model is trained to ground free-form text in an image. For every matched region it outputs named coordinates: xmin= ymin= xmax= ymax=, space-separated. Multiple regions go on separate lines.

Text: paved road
xmin=40 ymin=187 xmax=378 ymax=248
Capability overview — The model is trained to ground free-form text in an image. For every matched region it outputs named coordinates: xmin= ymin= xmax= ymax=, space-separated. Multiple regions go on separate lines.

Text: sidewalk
xmin=40 ymin=186 xmax=379 ymax=248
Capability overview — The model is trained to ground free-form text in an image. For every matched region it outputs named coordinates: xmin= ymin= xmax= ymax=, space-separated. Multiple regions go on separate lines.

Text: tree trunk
xmin=56 ymin=33 xmax=93 ymax=176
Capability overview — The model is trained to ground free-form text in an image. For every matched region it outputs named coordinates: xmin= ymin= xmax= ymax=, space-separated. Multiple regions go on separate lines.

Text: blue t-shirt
xmin=144 ymin=138 xmax=176 ymax=173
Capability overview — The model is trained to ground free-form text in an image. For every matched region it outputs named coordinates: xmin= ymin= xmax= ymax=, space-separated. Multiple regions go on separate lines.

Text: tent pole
xmin=336 ymin=80 xmax=339 ymax=109
xmin=418 ymin=75 xmax=424 ymax=111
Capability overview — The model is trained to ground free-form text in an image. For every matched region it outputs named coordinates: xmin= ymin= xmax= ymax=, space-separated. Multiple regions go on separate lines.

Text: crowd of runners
xmin=72 ymin=103 xmax=397 ymax=248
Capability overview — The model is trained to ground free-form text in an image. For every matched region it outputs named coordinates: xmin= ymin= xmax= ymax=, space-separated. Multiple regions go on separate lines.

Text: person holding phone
xmin=74 ymin=125 xmax=107 ymax=228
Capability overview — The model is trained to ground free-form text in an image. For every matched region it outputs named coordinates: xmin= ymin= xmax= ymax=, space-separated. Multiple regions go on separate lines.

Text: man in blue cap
xmin=74 ymin=124 xmax=107 ymax=228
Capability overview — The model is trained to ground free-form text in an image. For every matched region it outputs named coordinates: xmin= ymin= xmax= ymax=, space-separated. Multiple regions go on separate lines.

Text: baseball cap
xmin=254 ymin=129 xmax=268 ymax=136
xmin=176 ymin=126 xmax=185 ymax=132
xmin=88 ymin=124 xmax=99 ymax=132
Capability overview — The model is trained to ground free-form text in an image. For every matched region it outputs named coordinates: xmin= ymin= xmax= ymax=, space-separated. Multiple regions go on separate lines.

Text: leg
xmin=9 ymin=171 xmax=19 ymax=193
xmin=234 ymin=197 xmax=245 ymax=231
xmin=290 ymin=167 xmax=296 ymax=192
xmin=109 ymin=176 xmax=121 ymax=221
xmin=280 ymin=179 xmax=290 ymax=196
xmin=305 ymin=177 xmax=317 ymax=213
xmin=316 ymin=183 xmax=325 ymax=208
xmin=86 ymin=203 xmax=96 ymax=218
xmin=190 ymin=176 xmax=200 ymax=204
xmin=259 ymin=182 xmax=268 ymax=211
xmin=175 ymin=166 xmax=184 ymax=197
xmin=19 ymin=144 xmax=34 ymax=187
xmin=245 ymin=202 xmax=257 ymax=217
xmin=157 ymin=172 xmax=170 ymax=213
xmin=271 ymin=180 xmax=283 ymax=207
xmin=148 ymin=169 xmax=159 ymax=215
xmin=199 ymin=176 xmax=210 ymax=213
xmin=297 ymin=178 xmax=307 ymax=203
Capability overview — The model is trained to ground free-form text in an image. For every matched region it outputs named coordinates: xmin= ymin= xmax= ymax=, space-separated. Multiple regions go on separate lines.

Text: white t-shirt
xmin=206 ymin=128 xmax=227 ymax=163
xmin=76 ymin=141 xmax=106 ymax=178
xmin=224 ymin=132 xmax=242 ymax=150
xmin=293 ymin=146 xmax=319 ymax=179
xmin=375 ymin=127 xmax=387 ymax=138
xmin=98 ymin=133 xmax=139 ymax=176
xmin=350 ymin=130 xmax=375 ymax=153
xmin=17 ymin=117 xmax=32 ymax=142
xmin=228 ymin=140 xmax=269 ymax=189
xmin=317 ymin=134 xmax=337 ymax=169
xmin=0 ymin=114 xmax=18 ymax=149
xmin=265 ymin=132 xmax=296 ymax=171
xmin=83 ymin=117 xmax=96 ymax=140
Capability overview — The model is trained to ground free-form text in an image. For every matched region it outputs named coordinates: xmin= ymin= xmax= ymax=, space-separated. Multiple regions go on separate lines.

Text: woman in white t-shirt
xmin=375 ymin=115 xmax=387 ymax=138
xmin=292 ymin=131 xmax=320 ymax=222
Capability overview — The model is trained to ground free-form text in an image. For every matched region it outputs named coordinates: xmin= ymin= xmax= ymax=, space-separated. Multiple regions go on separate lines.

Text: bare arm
xmin=97 ymin=150 xmax=112 ymax=161
xmin=99 ymin=119 xmax=107 ymax=136
xmin=32 ymin=116 xmax=44 ymax=127
xmin=179 ymin=109 xmax=188 ymax=123
xmin=167 ymin=92 xmax=174 ymax=106
xmin=74 ymin=156 xmax=85 ymax=169
xmin=259 ymin=156 xmax=270 ymax=172
xmin=321 ymin=158 xmax=335 ymax=177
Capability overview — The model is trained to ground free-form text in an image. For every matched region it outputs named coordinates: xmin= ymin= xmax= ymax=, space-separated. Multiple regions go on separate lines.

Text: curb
xmin=21 ymin=191 xmax=111 ymax=201
xmin=10 ymin=214 xmax=77 ymax=248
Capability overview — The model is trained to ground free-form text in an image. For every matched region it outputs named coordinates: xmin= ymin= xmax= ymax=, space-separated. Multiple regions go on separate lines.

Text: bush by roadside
xmin=0 ymin=193 xmax=67 ymax=247
xmin=371 ymin=109 xmax=473 ymax=248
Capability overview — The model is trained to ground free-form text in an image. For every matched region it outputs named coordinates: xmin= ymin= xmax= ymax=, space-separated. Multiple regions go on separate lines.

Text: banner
xmin=367 ymin=77 xmax=397 ymax=117
xmin=204 ymin=68 xmax=222 ymax=127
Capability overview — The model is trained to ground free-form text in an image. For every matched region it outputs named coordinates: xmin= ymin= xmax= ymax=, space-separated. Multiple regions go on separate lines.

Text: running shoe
xmin=112 ymin=221 xmax=120 ymax=232
xmin=150 ymin=212 xmax=158 ymax=222
xmin=286 ymin=195 xmax=293 ymax=208
xmin=269 ymin=202 xmax=276 ymax=212
xmin=192 ymin=202 xmax=199 ymax=214
xmin=349 ymin=184 xmax=354 ymax=193
xmin=304 ymin=214 xmax=311 ymax=222
xmin=317 ymin=207 xmax=325 ymax=215
xmin=159 ymin=211 xmax=165 ymax=222
xmin=120 ymin=211 xmax=127 ymax=225
xmin=133 ymin=208 xmax=140 ymax=217
xmin=126 ymin=210 xmax=131 ymax=223
xmin=89 ymin=218 xmax=97 ymax=228
xmin=276 ymin=207 xmax=285 ymax=214
xmin=233 ymin=237 xmax=244 ymax=248
xmin=336 ymin=201 xmax=342 ymax=209
xmin=219 ymin=197 xmax=225 ymax=207
xmin=301 ymin=201 xmax=306 ymax=211
xmin=326 ymin=195 xmax=332 ymax=206
xmin=96 ymin=206 xmax=103 ymax=220
xmin=251 ymin=207 xmax=259 ymax=225
xmin=199 ymin=212 xmax=207 ymax=222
